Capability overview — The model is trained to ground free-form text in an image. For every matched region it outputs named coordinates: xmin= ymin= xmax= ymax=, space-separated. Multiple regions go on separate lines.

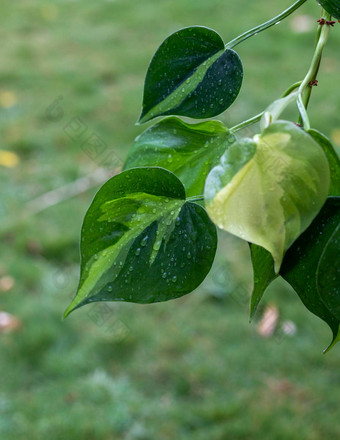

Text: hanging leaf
xmin=249 ymin=244 xmax=278 ymax=319
xmin=204 ymin=120 xmax=330 ymax=272
xmin=308 ymin=129 xmax=340 ymax=196
xmin=124 ymin=117 xmax=234 ymax=197
xmin=281 ymin=197 xmax=340 ymax=351
xmin=64 ymin=167 xmax=217 ymax=317
xmin=249 ymin=129 xmax=340 ymax=320
xmin=138 ymin=26 xmax=243 ymax=124
xmin=317 ymin=0 xmax=340 ymax=19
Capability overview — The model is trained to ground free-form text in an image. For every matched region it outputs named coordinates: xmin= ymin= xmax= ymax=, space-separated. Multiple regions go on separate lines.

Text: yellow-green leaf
xmin=204 ymin=121 xmax=330 ymax=272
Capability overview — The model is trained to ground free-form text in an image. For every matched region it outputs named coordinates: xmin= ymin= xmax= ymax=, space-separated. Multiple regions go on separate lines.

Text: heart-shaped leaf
xmin=281 ymin=197 xmax=340 ymax=351
xmin=138 ymin=26 xmax=243 ymax=124
xmin=318 ymin=0 xmax=340 ymax=19
xmin=308 ymin=129 xmax=340 ymax=196
xmin=64 ymin=167 xmax=217 ymax=316
xmin=204 ymin=120 xmax=330 ymax=272
xmin=250 ymin=129 xmax=340 ymax=324
xmin=249 ymin=128 xmax=340 ymax=319
xmin=124 ymin=117 xmax=234 ymax=197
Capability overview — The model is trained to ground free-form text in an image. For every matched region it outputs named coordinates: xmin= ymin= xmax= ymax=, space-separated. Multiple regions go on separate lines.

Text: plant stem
xmin=225 ymin=0 xmax=308 ymax=49
xmin=230 ymin=81 xmax=302 ymax=133
xmin=281 ymin=81 xmax=302 ymax=97
xmin=187 ymin=195 xmax=204 ymax=202
xmin=297 ymin=12 xmax=332 ymax=130
xmin=231 ymin=113 xmax=263 ymax=133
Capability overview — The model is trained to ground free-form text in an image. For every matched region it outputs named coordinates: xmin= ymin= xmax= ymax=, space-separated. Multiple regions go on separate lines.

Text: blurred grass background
xmin=1 ymin=0 xmax=340 ymax=439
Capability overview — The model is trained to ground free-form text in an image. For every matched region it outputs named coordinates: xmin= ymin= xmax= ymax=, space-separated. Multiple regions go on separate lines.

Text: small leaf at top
xmin=64 ymin=167 xmax=217 ymax=317
xmin=124 ymin=117 xmax=234 ymax=197
xmin=308 ymin=129 xmax=340 ymax=196
xmin=204 ymin=120 xmax=330 ymax=272
xmin=138 ymin=26 xmax=243 ymax=124
xmin=281 ymin=197 xmax=340 ymax=351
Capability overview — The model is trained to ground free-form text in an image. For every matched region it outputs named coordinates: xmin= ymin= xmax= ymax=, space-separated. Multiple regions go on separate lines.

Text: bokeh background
xmin=1 ymin=1 xmax=340 ymax=439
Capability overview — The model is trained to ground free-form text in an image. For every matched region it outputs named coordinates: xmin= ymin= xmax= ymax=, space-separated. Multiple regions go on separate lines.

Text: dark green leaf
xmin=318 ymin=0 xmax=340 ymax=19
xmin=281 ymin=197 xmax=340 ymax=351
xmin=316 ymin=212 xmax=340 ymax=320
xmin=64 ymin=167 xmax=217 ymax=316
xmin=124 ymin=117 xmax=234 ymax=197
xmin=309 ymin=129 xmax=340 ymax=196
xmin=138 ymin=26 xmax=243 ymax=123
xmin=249 ymin=244 xmax=278 ymax=320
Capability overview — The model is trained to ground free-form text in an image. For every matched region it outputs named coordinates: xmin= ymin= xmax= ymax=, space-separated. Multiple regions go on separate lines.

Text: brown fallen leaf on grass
xmin=257 ymin=304 xmax=279 ymax=338
xmin=0 ymin=311 xmax=22 ymax=333
xmin=266 ymin=378 xmax=295 ymax=396
xmin=0 ymin=276 xmax=15 ymax=292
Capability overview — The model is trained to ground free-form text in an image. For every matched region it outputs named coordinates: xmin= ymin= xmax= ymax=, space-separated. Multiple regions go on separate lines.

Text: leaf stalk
xmin=225 ymin=0 xmax=308 ymax=49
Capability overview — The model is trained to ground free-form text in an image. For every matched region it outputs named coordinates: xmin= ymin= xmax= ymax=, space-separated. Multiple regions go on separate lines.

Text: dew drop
xmin=153 ymin=240 xmax=162 ymax=251
xmin=141 ymin=236 xmax=148 ymax=247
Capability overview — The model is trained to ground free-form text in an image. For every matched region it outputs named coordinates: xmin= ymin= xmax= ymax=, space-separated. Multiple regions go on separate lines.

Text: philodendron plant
xmin=65 ymin=1 xmax=340 ymax=351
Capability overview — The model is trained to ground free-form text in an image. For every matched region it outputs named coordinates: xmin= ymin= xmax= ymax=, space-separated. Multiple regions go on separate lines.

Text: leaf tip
xmin=137 ymin=110 xmax=149 ymax=125
xmin=323 ymin=325 xmax=340 ymax=354
xmin=273 ymin=254 xmax=283 ymax=275
xmin=63 ymin=304 xmax=74 ymax=319
xmin=249 ymin=308 xmax=255 ymax=323
xmin=249 ymin=298 xmax=260 ymax=323
xmin=63 ymin=295 xmax=81 ymax=319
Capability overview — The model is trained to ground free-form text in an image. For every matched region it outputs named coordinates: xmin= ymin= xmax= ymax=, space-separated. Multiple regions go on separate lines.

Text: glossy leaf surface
xmin=139 ymin=26 xmax=243 ymax=123
xmin=281 ymin=197 xmax=340 ymax=351
xmin=205 ymin=121 xmax=330 ymax=272
xmin=309 ymin=129 xmax=340 ymax=196
xmin=64 ymin=167 xmax=217 ymax=316
xmin=318 ymin=0 xmax=340 ymax=19
xmin=124 ymin=117 xmax=233 ymax=197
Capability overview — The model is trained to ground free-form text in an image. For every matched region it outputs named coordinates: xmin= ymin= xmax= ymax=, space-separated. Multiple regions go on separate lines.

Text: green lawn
xmin=1 ymin=1 xmax=340 ymax=439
